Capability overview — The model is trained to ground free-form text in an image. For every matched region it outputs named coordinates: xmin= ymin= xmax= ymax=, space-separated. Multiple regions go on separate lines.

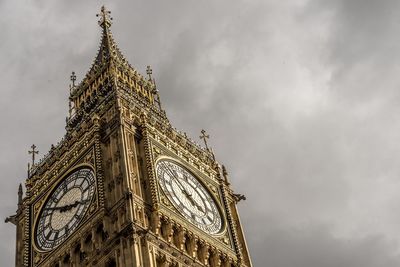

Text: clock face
xmin=35 ymin=168 xmax=96 ymax=251
xmin=156 ymin=159 xmax=223 ymax=234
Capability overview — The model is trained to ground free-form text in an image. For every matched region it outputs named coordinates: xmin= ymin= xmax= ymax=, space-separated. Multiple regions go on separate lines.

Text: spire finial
xmin=18 ymin=184 xmax=23 ymax=206
xmin=28 ymin=144 xmax=39 ymax=166
xmin=146 ymin=66 xmax=153 ymax=80
xmin=200 ymin=129 xmax=211 ymax=151
xmin=97 ymin=6 xmax=113 ymax=29
xmin=70 ymin=71 xmax=76 ymax=87
xmin=68 ymin=71 xmax=76 ymax=117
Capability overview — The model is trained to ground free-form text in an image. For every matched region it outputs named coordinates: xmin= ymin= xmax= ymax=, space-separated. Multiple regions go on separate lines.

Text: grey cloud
xmin=248 ymin=218 xmax=400 ymax=267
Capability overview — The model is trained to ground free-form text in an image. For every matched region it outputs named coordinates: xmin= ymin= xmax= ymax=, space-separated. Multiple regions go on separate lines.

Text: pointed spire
xmin=147 ymin=66 xmax=163 ymax=110
xmin=69 ymin=5 xmax=138 ymax=116
xmin=68 ymin=71 xmax=76 ymax=117
xmin=68 ymin=6 xmax=160 ymax=120
xmin=94 ymin=6 xmax=115 ymax=66
xmin=74 ymin=5 xmax=130 ymax=88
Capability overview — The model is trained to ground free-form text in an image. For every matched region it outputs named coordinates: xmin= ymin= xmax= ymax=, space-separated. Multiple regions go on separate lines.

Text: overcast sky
xmin=2 ymin=0 xmax=400 ymax=266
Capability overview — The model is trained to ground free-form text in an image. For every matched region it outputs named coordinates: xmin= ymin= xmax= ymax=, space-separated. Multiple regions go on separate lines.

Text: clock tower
xmin=7 ymin=6 xmax=252 ymax=267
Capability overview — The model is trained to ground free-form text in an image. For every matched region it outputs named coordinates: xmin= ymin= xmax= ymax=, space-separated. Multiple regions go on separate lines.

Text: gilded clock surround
xmin=8 ymin=6 xmax=252 ymax=267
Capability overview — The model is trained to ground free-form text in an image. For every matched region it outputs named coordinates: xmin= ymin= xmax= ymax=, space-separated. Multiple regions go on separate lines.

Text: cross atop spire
xmin=97 ymin=5 xmax=113 ymax=29
xmin=200 ymin=129 xmax=211 ymax=151
xmin=70 ymin=71 xmax=76 ymax=87
xmin=28 ymin=144 xmax=39 ymax=166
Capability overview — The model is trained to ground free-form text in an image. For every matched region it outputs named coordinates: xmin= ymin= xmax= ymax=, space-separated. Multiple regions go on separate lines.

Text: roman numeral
xmin=42 ymin=209 xmax=50 ymax=217
xmin=37 ymin=226 xmax=44 ymax=236
xmin=45 ymin=231 xmax=52 ymax=240
xmin=51 ymin=195 xmax=59 ymax=203
xmin=54 ymin=231 xmax=59 ymax=241
xmin=62 ymin=182 xmax=68 ymax=193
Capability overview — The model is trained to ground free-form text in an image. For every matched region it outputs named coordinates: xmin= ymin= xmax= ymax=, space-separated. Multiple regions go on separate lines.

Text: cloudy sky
xmin=2 ymin=0 xmax=400 ymax=266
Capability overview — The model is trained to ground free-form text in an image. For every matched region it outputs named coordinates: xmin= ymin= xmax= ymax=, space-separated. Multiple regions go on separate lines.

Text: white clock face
xmin=35 ymin=168 xmax=95 ymax=251
xmin=156 ymin=159 xmax=223 ymax=234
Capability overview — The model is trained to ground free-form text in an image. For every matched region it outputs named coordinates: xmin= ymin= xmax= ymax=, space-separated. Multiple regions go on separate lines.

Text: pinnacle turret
xmin=18 ymin=184 xmax=23 ymax=208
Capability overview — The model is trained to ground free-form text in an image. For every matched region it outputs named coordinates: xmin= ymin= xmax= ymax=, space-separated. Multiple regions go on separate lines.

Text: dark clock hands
xmin=186 ymin=193 xmax=205 ymax=213
xmin=164 ymin=164 xmax=191 ymax=194
xmin=181 ymin=190 xmax=197 ymax=205
xmin=163 ymin=163 xmax=205 ymax=213
xmin=189 ymin=197 xmax=205 ymax=213
xmin=45 ymin=200 xmax=89 ymax=213
xmin=171 ymin=175 xmax=204 ymax=213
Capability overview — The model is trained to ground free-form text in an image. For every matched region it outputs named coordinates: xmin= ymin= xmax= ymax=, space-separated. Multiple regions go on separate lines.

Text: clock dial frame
xmin=35 ymin=167 xmax=96 ymax=251
xmin=156 ymin=159 xmax=223 ymax=234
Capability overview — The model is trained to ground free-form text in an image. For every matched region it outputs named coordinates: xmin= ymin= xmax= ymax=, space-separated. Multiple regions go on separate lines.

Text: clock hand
xmin=168 ymin=171 xmax=204 ymax=211
xmin=163 ymin=163 xmax=191 ymax=195
xmin=188 ymin=195 xmax=205 ymax=213
xmin=44 ymin=206 xmax=73 ymax=213
xmin=174 ymin=177 xmax=204 ymax=211
xmin=169 ymin=168 xmax=192 ymax=195
xmin=181 ymin=190 xmax=195 ymax=204
xmin=181 ymin=190 xmax=205 ymax=213
xmin=45 ymin=200 xmax=89 ymax=213
xmin=45 ymin=206 xmax=64 ymax=211
xmin=162 ymin=163 xmax=205 ymax=212
xmin=60 ymin=199 xmax=91 ymax=212
xmin=59 ymin=201 xmax=80 ymax=212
